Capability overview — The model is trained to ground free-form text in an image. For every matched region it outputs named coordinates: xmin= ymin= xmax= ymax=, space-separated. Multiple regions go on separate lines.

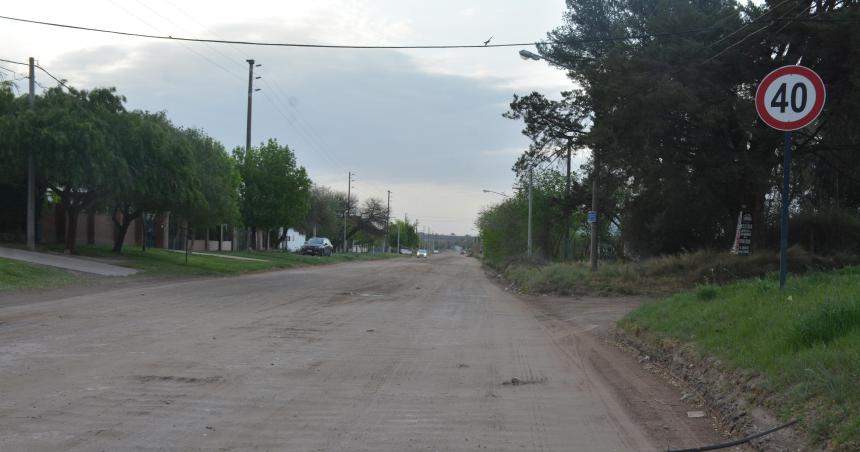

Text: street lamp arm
xmin=482 ymin=189 xmax=509 ymax=198
xmin=518 ymin=49 xmax=576 ymax=71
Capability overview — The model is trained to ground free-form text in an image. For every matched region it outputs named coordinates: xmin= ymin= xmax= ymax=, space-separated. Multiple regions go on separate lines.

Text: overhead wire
xmin=153 ymin=0 xmax=353 ymax=184
xmin=0 ymin=14 xmax=726 ymax=50
xmin=0 ymin=57 xmax=71 ymax=90
xmin=107 ymin=0 xmax=356 ymax=192
xmin=702 ymin=0 xmax=846 ymax=64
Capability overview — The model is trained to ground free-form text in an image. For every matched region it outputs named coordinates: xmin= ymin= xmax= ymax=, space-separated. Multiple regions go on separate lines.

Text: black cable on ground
xmin=666 ymin=419 xmax=800 ymax=452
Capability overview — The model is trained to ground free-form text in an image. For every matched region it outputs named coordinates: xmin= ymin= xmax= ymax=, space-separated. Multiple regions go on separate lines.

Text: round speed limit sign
xmin=755 ymin=65 xmax=826 ymax=131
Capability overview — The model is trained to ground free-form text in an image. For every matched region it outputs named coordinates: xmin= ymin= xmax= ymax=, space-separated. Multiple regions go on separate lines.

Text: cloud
xmin=12 ymin=0 xmax=573 ymax=234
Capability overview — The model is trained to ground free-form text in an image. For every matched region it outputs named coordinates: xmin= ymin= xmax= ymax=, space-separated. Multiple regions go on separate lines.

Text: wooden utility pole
xmin=26 ymin=57 xmax=35 ymax=250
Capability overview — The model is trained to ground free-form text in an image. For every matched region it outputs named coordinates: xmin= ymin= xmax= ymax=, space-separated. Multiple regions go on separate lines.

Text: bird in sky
xmin=483 ymin=35 xmax=493 ymax=46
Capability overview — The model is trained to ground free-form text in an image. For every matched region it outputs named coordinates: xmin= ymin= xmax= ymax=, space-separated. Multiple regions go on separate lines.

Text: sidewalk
xmin=0 ymin=247 xmax=138 ymax=276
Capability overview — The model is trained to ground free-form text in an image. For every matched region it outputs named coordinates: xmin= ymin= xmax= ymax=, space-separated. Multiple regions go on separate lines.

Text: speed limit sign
xmin=755 ymin=65 xmax=826 ymax=290
xmin=755 ymin=65 xmax=826 ymax=131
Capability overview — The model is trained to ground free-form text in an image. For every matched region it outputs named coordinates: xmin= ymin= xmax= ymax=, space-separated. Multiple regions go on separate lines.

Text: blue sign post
xmin=587 ymin=211 xmax=597 ymax=224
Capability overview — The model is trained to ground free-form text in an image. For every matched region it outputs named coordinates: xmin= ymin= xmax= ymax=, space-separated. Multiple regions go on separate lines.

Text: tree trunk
xmin=111 ymin=206 xmax=142 ymax=253
xmin=65 ymin=205 xmax=80 ymax=254
xmin=273 ymin=228 xmax=289 ymax=249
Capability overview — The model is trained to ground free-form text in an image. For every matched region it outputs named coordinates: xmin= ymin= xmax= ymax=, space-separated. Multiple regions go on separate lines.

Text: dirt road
xmin=0 ymin=254 xmax=721 ymax=451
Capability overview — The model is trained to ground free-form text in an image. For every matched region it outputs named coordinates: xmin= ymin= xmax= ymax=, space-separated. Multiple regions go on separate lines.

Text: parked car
xmin=400 ymin=248 xmax=412 ymax=255
xmin=301 ymin=237 xmax=333 ymax=256
xmin=432 ymin=250 xmax=439 ymax=254
xmin=416 ymin=249 xmax=428 ymax=258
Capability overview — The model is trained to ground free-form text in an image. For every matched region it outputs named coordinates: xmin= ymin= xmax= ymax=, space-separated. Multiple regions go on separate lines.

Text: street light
xmin=518 ymin=49 xmax=542 ymax=61
xmin=482 ymin=189 xmax=509 ymax=198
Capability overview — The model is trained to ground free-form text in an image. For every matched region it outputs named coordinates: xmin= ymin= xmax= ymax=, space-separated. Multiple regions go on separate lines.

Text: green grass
xmin=621 ymin=266 xmax=860 ymax=450
xmin=501 ymin=248 xmax=858 ymax=296
xmin=68 ymin=245 xmax=401 ymax=277
xmin=0 ymin=257 xmax=81 ymax=291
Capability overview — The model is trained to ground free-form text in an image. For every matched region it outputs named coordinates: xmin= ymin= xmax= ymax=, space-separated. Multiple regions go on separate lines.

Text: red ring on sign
xmin=755 ymin=65 xmax=826 ymax=131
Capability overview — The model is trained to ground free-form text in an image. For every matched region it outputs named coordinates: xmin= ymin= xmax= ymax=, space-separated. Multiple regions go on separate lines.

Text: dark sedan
xmin=301 ymin=237 xmax=333 ymax=256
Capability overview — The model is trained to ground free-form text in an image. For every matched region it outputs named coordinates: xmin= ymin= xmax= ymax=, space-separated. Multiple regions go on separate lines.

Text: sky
xmin=0 ymin=0 xmax=575 ymax=235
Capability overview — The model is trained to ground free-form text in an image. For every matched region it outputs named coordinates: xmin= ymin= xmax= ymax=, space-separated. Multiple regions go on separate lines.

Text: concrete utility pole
xmin=343 ymin=172 xmax=353 ymax=253
xmin=590 ymin=153 xmax=599 ymax=272
xmin=385 ymin=190 xmax=392 ymax=253
xmin=527 ymin=167 xmax=533 ymax=258
xmin=245 ymin=59 xmax=260 ymax=153
xmin=26 ymin=57 xmax=35 ymax=250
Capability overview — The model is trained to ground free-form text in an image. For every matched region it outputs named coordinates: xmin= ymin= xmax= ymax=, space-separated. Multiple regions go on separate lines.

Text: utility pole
xmin=26 ymin=57 xmax=35 ymax=250
xmin=527 ymin=167 xmax=533 ymax=258
xmin=245 ymin=59 xmax=260 ymax=153
xmin=343 ymin=171 xmax=353 ymax=253
xmin=564 ymin=145 xmax=572 ymax=261
xmin=590 ymin=152 xmax=599 ymax=272
xmin=385 ymin=190 xmax=392 ymax=253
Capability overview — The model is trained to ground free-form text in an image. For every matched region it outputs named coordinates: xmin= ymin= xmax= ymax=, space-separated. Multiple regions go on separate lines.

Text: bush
xmin=790 ymin=210 xmax=860 ymax=255
xmin=501 ymin=248 xmax=859 ymax=296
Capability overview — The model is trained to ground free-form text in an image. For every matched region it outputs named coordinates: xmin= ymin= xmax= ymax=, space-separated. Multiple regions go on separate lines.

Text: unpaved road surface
xmin=0 ymin=254 xmax=722 ymax=451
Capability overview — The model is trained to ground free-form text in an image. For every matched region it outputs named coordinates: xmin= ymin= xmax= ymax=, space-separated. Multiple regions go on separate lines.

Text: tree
xmin=506 ymin=91 xmax=590 ymax=259
xmin=20 ymin=87 xmax=127 ymax=254
xmin=108 ymin=112 xmax=203 ymax=253
xmin=183 ymin=128 xmax=240 ymax=231
xmin=300 ymin=185 xmax=346 ymax=239
xmin=388 ymin=218 xmax=419 ymax=250
xmin=527 ymin=0 xmax=860 ymax=256
xmin=345 ymin=197 xmax=388 ymax=249
xmin=234 ymin=139 xmax=311 ymax=249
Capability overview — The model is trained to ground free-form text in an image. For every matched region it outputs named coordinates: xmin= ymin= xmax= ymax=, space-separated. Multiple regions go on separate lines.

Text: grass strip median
xmin=69 ymin=245 xmax=401 ymax=277
xmin=620 ymin=266 xmax=860 ymax=450
xmin=0 ymin=257 xmax=83 ymax=291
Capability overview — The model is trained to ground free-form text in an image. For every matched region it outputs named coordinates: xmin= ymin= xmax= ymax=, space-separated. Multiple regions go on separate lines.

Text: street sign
xmin=587 ymin=211 xmax=597 ymax=224
xmin=755 ymin=65 xmax=826 ymax=289
xmin=755 ymin=65 xmax=825 ymax=131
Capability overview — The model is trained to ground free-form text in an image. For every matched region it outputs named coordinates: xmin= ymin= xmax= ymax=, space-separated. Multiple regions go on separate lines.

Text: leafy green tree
xmin=19 ymin=87 xmax=127 ymax=253
xmin=109 ymin=112 xmax=205 ymax=252
xmin=523 ymin=0 xmax=860 ymax=256
xmin=182 ymin=128 xmax=240 ymax=230
xmin=234 ymin=139 xmax=311 ymax=249
xmin=388 ymin=218 xmax=419 ymax=250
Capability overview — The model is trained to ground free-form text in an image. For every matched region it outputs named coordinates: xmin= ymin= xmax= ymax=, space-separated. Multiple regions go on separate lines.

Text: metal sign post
xmin=755 ymin=65 xmax=826 ymax=289
xmin=778 ymin=131 xmax=792 ymax=289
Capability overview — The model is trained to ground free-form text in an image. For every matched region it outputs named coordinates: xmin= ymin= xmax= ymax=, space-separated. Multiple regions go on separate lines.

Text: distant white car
xmin=416 ymin=249 xmax=428 ymax=258
xmin=400 ymin=248 xmax=412 ymax=255
xmin=432 ymin=250 xmax=439 ymax=254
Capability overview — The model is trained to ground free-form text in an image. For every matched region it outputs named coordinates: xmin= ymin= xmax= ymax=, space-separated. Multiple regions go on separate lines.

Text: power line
xmin=702 ymin=0 xmax=846 ymax=63
xmin=34 ymin=64 xmax=70 ymax=89
xmin=0 ymin=57 xmax=70 ymax=89
xmin=0 ymin=14 xmax=723 ymax=50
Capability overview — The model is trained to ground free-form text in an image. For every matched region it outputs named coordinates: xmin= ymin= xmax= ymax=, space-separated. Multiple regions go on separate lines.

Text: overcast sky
xmin=1 ymin=0 xmax=575 ymax=235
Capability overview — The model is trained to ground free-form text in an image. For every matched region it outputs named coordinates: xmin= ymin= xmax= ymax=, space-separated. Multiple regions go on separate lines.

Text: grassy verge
xmin=501 ymin=248 xmax=857 ymax=296
xmin=620 ymin=266 xmax=860 ymax=450
xmin=67 ymin=245 xmax=401 ymax=277
xmin=0 ymin=257 xmax=82 ymax=291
